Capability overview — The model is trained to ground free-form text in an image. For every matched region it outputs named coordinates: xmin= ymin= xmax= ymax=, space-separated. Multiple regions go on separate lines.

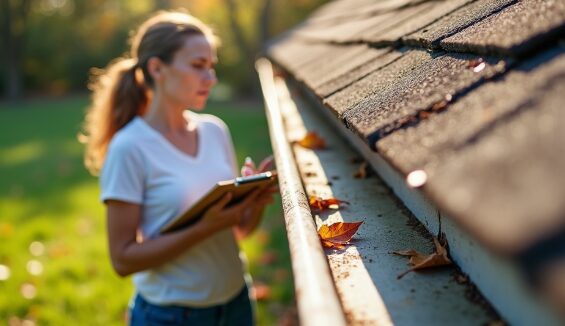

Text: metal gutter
xmin=256 ymin=58 xmax=347 ymax=326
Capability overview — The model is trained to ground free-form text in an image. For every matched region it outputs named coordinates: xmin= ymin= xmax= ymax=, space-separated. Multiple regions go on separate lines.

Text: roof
xmin=265 ymin=0 xmax=565 ymax=256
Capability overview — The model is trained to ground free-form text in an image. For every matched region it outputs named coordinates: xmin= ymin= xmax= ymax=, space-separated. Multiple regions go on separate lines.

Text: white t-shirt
xmin=100 ymin=111 xmax=246 ymax=307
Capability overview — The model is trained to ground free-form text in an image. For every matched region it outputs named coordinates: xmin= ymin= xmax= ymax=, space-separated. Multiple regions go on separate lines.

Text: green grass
xmin=0 ymin=96 xmax=294 ymax=325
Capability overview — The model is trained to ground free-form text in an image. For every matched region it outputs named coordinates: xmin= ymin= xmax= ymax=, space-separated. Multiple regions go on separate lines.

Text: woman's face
xmin=160 ymin=35 xmax=217 ymax=110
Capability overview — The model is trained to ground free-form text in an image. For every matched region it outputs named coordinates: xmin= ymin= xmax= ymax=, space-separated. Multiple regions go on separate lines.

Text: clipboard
xmin=160 ymin=171 xmax=278 ymax=233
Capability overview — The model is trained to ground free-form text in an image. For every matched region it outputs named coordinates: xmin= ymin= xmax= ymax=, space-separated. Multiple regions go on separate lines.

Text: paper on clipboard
xmin=160 ymin=171 xmax=277 ymax=233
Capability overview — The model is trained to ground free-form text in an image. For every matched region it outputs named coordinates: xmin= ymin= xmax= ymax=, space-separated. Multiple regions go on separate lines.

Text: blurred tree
xmin=0 ymin=0 xmax=328 ymax=100
xmin=23 ymin=0 xmax=151 ymax=96
xmin=259 ymin=0 xmax=273 ymax=45
xmin=1 ymin=0 xmax=32 ymax=100
xmin=222 ymin=0 xmax=263 ymax=95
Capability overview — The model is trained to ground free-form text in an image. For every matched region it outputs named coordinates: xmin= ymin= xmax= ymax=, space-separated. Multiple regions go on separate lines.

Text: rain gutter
xmin=256 ymin=58 xmax=347 ymax=326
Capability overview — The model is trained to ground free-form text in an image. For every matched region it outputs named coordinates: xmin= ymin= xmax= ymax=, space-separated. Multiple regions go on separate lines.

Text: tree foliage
xmin=0 ymin=0 xmax=328 ymax=99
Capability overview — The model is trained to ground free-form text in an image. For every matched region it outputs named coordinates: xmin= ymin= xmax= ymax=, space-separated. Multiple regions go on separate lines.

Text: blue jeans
xmin=129 ymin=286 xmax=254 ymax=326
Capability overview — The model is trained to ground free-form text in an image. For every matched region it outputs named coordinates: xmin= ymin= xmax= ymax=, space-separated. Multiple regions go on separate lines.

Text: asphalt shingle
xmin=342 ymin=53 xmax=506 ymax=143
xmin=324 ymin=49 xmax=434 ymax=117
xmin=426 ymin=71 xmax=565 ymax=254
xmin=441 ymin=0 xmax=565 ymax=56
xmin=267 ymin=39 xmax=333 ymax=75
xmin=295 ymin=11 xmax=401 ymax=44
xmin=363 ymin=0 xmax=474 ymax=44
xmin=403 ymin=0 xmax=516 ymax=49
xmin=296 ymin=44 xmax=373 ymax=88
xmin=306 ymin=0 xmax=433 ymax=27
xmin=354 ymin=1 xmax=439 ymax=44
xmin=376 ymin=45 xmax=565 ymax=172
xmin=315 ymin=49 xmax=403 ymax=98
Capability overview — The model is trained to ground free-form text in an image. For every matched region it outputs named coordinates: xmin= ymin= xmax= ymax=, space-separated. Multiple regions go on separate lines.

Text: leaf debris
xmin=318 ymin=221 xmax=363 ymax=250
xmin=296 ymin=131 xmax=326 ymax=149
xmin=393 ymin=236 xmax=452 ymax=279
xmin=353 ymin=161 xmax=368 ymax=179
xmin=309 ymin=195 xmax=349 ymax=211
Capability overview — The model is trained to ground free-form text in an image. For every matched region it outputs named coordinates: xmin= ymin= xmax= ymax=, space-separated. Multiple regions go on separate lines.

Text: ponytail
xmin=80 ymin=58 xmax=148 ymax=175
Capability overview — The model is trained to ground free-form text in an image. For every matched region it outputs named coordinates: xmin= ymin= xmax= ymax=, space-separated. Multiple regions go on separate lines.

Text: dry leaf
xmin=321 ymin=239 xmax=345 ymax=250
xmin=353 ymin=161 xmax=368 ymax=179
xmin=309 ymin=196 xmax=349 ymax=211
xmin=393 ymin=237 xmax=452 ymax=279
xmin=297 ymin=131 xmax=326 ymax=149
xmin=318 ymin=221 xmax=363 ymax=249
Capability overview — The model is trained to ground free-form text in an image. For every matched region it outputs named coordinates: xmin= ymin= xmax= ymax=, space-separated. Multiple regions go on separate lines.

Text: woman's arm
xmin=106 ymin=189 xmax=264 ymax=277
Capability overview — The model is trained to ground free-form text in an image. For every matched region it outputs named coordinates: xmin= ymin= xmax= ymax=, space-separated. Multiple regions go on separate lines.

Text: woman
xmin=81 ymin=10 xmax=274 ymax=325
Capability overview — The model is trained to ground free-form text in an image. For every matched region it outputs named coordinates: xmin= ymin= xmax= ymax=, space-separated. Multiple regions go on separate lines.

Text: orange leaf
xmin=392 ymin=249 xmax=420 ymax=257
xmin=318 ymin=221 xmax=363 ymax=249
xmin=297 ymin=131 xmax=326 ymax=149
xmin=353 ymin=161 xmax=368 ymax=179
xmin=321 ymin=239 xmax=345 ymax=250
xmin=309 ymin=196 xmax=349 ymax=211
xmin=393 ymin=237 xmax=452 ymax=279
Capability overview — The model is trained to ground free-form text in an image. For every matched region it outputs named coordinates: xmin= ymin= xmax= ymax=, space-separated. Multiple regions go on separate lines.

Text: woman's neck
xmin=143 ymin=95 xmax=188 ymax=133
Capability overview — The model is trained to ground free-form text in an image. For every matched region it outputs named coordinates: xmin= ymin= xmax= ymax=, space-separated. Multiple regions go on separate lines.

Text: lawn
xmin=0 ymin=96 xmax=295 ymax=325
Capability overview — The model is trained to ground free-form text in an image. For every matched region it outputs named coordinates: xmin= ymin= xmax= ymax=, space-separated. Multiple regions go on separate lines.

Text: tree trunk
xmin=259 ymin=0 xmax=273 ymax=47
xmin=1 ymin=0 xmax=31 ymax=100
xmin=1 ymin=0 xmax=18 ymax=100
xmin=223 ymin=0 xmax=261 ymax=96
xmin=224 ymin=0 xmax=256 ymax=66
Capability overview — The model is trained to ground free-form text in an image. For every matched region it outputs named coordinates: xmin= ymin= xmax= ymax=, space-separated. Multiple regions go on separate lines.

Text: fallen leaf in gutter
xmin=353 ymin=161 xmax=368 ymax=179
xmin=393 ymin=236 xmax=452 ymax=279
xmin=318 ymin=221 xmax=363 ymax=249
xmin=309 ymin=195 xmax=349 ymax=211
xmin=296 ymin=131 xmax=326 ymax=149
xmin=321 ymin=239 xmax=346 ymax=250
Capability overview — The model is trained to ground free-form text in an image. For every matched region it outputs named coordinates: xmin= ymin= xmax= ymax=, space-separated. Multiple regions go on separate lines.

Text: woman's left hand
xmin=235 ymin=185 xmax=278 ymax=239
xmin=254 ymin=185 xmax=278 ymax=206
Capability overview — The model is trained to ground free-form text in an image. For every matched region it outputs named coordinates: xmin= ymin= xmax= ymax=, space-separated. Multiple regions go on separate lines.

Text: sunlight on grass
xmin=0 ymin=141 xmax=45 ymax=166
xmin=0 ymin=198 xmax=32 ymax=223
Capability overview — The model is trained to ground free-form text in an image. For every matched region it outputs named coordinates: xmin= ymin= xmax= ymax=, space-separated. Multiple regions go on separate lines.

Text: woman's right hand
xmin=199 ymin=187 xmax=264 ymax=231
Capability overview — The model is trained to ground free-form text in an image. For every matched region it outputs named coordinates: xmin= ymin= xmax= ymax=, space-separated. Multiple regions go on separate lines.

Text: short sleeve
xmin=100 ymin=140 xmax=145 ymax=204
xmin=201 ymin=114 xmax=239 ymax=177
xmin=216 ymin=118 xmax=239 ymax=177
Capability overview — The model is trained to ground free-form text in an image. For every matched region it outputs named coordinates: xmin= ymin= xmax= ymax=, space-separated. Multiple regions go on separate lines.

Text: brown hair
xmin=81 ymin=10 xmax=218 ymax=175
